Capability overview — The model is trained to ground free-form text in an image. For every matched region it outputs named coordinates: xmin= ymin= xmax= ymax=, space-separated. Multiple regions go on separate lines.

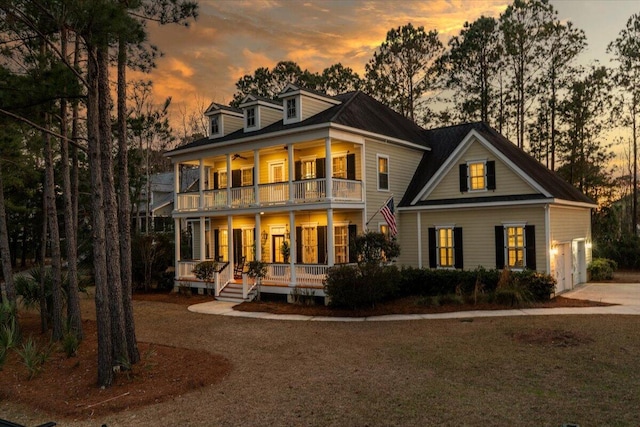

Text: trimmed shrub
xmin=514 ymin=270 xmax=556 ymax=301
xmin=324 ymin=264 xmax=399 ymax=308
xmin=192 ymin=261 xmax=218 ymax=281
xmin=398 ymin=266 xmax=501 ymax=297
xmin=588 ymin=258 xmax=617 ymax=281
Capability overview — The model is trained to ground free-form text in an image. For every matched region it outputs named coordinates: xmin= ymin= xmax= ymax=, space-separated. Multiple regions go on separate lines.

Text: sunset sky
xmin=137 ymin=0 xmax=640 ymax=134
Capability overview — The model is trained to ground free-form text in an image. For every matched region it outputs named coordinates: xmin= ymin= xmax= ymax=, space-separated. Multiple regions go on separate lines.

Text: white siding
xmin=259 ymin=106 xmax=282 ymax=128
xmin=549 ymin=206 xmax=591 ymax=243
xmin=301 ymin=96 xmax=333 ymax=120
xmin=221 ymin=115 xmax=243 ymax=136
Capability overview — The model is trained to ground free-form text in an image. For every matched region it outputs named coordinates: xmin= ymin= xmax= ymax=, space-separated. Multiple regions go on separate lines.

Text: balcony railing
xmin=175 ymin=179 xmax=363 ymax=211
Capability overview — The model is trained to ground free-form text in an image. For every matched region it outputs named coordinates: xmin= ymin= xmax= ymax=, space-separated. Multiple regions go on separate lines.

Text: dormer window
xmin=246 ymin=108 xmax=256 ymax=128
xmin=210 ymin=116 xmax=219 ymax=135
xmin=286 ymin=98 xmax=297 ymax=119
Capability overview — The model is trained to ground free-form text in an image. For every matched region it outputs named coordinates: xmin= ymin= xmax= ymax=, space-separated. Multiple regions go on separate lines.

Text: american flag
xmin=380 ymin=197 xmax=397 ymax=236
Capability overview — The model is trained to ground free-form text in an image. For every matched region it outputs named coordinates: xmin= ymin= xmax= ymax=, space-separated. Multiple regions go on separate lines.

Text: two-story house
xmin=165 ymin=84 xmax=595 ymax=302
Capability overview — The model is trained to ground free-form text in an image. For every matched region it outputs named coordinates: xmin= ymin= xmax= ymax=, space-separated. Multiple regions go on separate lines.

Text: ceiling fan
xmin=232 ymin=153 xmax=248 ymax=160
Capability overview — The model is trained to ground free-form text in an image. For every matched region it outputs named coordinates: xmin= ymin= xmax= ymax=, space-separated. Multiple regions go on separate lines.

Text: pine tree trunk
xmin=39 ymin=195 xmax=48 ymax=333
xmin=118 ymin=35 xmax=139 ymax=364
xmin=87 ymin=42 xmax=113 ymax=387
xmin=43 ymin=114 xmax=65 ymax=341
xmin=0 ymin=161 xmax=16 ymax=305
xmin=60 ymin=25 xmax=83 ymax=340
xmin=97 ymin=45 xmax=129 ymax=366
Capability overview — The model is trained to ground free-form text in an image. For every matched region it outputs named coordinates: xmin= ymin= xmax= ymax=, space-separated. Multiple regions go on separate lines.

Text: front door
xmin=272 ymin=235 xmax=285 ymax=263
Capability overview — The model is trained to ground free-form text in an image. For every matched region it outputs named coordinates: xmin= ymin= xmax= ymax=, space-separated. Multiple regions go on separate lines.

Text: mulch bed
xmin=0 ymin=314 xmax=231 ymax=419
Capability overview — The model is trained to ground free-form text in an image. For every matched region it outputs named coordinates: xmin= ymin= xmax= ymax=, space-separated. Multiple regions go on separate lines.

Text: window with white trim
xmin=218 ymin=169 xmax=227 ymax=188
xmin=378 ymin=155 xmax=389 ymax=190
xmin=468 ymin=161 xmax=485 ymax=191
xmin=246 ymin=108 xmax=256 ymax=128
xmin=218 ymin=229 xmax=228 ymax=261
xmin=332 ymin=155 xmax=346 ymax=179
xmin=241 ymin=167 xmax=253 ymax=187
xmin=302 ymin=158 xmax=316 ymax=179
xmin=506 ymin=226 xmax=525 ymax=269
xmin=286 ymin=98 xmax=297 ymax=119
xmin=211 ymin=116 xmax=219 ymax=135
xmin=242 ymin=228 xmax=255 ymax=262
xmin=437 ymin=227 xmax=454 ymax=268
xmin=302 ymin=225 xmax=317 ymax=263
xmin=334 ymin=225 xmax=348 ymax=264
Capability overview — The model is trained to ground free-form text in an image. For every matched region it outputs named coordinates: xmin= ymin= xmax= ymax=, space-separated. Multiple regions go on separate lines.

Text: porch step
xmin=216 ymin=282 xmax=255 ymax=303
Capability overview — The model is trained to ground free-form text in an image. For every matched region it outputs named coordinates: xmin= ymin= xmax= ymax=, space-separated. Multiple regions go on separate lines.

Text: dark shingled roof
xmin=399 ymin=122 xmax=595 ymax=206
xmin=167 ymin=91 xmax=428 ymax=155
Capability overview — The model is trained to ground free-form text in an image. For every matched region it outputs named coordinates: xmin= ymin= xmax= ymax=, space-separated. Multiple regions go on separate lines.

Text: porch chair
xmin=234 ymin=256 xmax=246 ymax=278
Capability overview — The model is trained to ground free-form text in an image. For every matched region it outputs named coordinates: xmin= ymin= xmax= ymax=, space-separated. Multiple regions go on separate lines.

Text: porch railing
xmin=177 ymin=260 xmax=200 ymax=278
xmin=203 ymin=189 xmax=228 ymax=209
xmin=293 ymin=179 xmax=325 ymax=203
xmin=230 ymin=187 xmax=255 ymax=207
xmin=177 ymin=192 xmax=199 ymax=211
xmin=294 ymin=264 xmax=329 ymax=287
xmin=215 ymin=262 xmax=232 ymax=296
xmin=333 ymin=179 xmax=362 ymax=201
xmin=262 ymin=264 xmax=291 ymax=284
xmin=259 ymin=182 xmax=289 ymax=205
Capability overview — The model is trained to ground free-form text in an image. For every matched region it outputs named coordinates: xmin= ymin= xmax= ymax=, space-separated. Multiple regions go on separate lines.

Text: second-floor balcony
xmin=176 ymin=178 xmax=363 ymax=212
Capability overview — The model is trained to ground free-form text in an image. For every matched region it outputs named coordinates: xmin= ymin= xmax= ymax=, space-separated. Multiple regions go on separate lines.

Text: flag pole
xmin=365 ymin=194 xmax=394 ymax=229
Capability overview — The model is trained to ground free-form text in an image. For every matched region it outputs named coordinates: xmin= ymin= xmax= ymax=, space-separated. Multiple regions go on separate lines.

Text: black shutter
xmin=317 ymin=226 xmax=327 ymax=264
xmin=454 ymin=227 xmax=463 ymax=269
xmin=316 ymin=158 xmax=326 ymax=179
xmin=346 ymin=153 xmax=356 ymax=180
xmin=525 ymin=225 xmax=536 ymax=270
xmin=495 ymin=226 xmax=505 ymax=269
xmin=214 ymin=229 xmax=219 ymax=260
xmin=295 ymin=161 xmax=302 ymax=180
xmin=213 ymin=172 xmax=219 ymax=190
xmin=348 ymin=224 xmax=357 ymax=263
xmin=487 ymin=161 xmax=496 ymax=190
xmin=459 ymin=164 xmax=468 ymax=192
xmin=231 ymin=169 xmax=241 ymax=188
xmin=428 ymin=227 xmax=436 ymax=268
xmin=296 ymin=226 xmax=303 ymax=263
xmin=251 ymin=167 xmax=255 ymax=186
xmin=233 ymin=228 xmax=242 ymax=264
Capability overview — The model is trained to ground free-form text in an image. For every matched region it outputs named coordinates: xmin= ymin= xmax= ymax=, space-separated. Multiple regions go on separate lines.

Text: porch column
xmin=199 ymin=158 xmax=204 ymax=209
xmin=173 ymin=162 xmax=179 ymax=210
xmin=226 ymin=153 xmax=232 ymax=208
xmin=289 ymin=210 xmax=296 ymax=286
xmin=174 ymin=218 xmax=181 ymax=279
xmin=288 ymin=144 xmax=295 ymax=203
xmin=417 ymin=212 xmax=422 ymax=268
xmin=327 ymin=208 xmax=334 ymax=266
xmin=227 ymin=215 xmax=233 ymax=265
xmin=254 ymin=149 xmax=260 ymax=206
xmin=199 ymin=216 xmax=206 ymax=261
xmin=255 ymin=212 xmax=262 ymax=262
xmin=325 ymin=137 xmax=332 ymax=200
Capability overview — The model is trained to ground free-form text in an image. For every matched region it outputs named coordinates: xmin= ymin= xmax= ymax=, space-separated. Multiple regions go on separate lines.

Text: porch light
xmin=585 ymin=240 xmax=592 ymax=249
xmin=550 ymin=244 xmax=558 ymax=256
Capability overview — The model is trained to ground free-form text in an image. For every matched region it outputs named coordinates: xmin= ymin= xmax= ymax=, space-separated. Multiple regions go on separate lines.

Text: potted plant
xmin=280 ymin=241 xmax=290 ymax=264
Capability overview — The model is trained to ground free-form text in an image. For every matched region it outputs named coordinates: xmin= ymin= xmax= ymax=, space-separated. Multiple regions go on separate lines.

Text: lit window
xmin=241 ymin=167 xmax=253 ymax=187
xmin=506 ymin=226 xmax=525 ymax=268
xmin=469 ymin=162 xmax=485 ymax=190
xmin=333 ymin=155 xmax=346 ymax=179
xmin=242 ymin=228 xmax=254 ymax=261
xmin=437 ymin=228 xmax=454 ymax=268
xmin=246 ymin=108 xmax=256 ymax=127
xmin=286 ymin=98 xmax=297 ymax=119
xmin=218 ymin=229 xmax=228 ymax=261
xmin=211 ymin=116 xmax=219 ymax=134
xmin=334 ymin=225 xmax=348 ymax=264
xmin=378 ymin=155 xmax=389 ymax=190
xmin=218 ymin=170 xmax=227 ymax=188
xmin=302 ymin=226 xmax=317 ymax=263
xmin=302 ymin=159 xmax=316 ymax=179
xmin=379 ymin=223 xmax=389 ymax=238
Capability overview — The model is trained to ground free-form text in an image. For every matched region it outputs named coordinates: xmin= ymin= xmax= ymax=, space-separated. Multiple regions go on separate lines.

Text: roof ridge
xmin=328 ymin=91 xmax=360 ymax=122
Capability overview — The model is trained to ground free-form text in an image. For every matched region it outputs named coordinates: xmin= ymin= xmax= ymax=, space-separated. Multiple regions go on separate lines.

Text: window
xmin=286 ymin=98 xmax=297 ymax=119
xmin=334 ymin=225 xmax=348 ymax=264
xmin=469 ymin=162 xmax=485 ymax=190
xmin=495 ymin=225 xmax=535 ymax=270
xmin=332 ymin=155 xmax=346 ymax=179
xmin=246 ymin=108 xmax=256 ymax=128
xmin=241 ymin=167 xmax=253 ymax=187
xmin=378 ymin=155 xmax=389 ymax=190
xmin=460 ymin=160 xmax=495 ymax=192
xmin=429 ymin=227 xmax=463 ymax=269
xmin=302 ymin=226 xmax=317 ymax=263
xmin=218 ymin=229 xmax=228 ymax=261
xmin=211 ymin=116 xmax=219 ymax=135
xmin=242 ymin=228 xmax=254 ymax=262
xmin=437 ymin=228 xmax=454 ymax=268
xmin=218 ymin=170 xmax=227 ymax=188
xmin=379 ymin=223 xmax=390 ymax=238
xmin=302 ymin=159 xmax=316 ymax=179
xmin=506 ymin=226 xmax=525 ymax=268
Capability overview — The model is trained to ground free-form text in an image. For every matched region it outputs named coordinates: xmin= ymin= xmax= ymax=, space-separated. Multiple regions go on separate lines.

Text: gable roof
xmin=167 ymin=91 xmax=429 ymax=155
xmin=400 ymin=122 xmax=595 ymax=207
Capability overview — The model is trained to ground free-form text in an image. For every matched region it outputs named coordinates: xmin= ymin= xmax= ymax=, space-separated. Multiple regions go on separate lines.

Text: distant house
xmin=165 ymin=84 xmax=595 ymax=302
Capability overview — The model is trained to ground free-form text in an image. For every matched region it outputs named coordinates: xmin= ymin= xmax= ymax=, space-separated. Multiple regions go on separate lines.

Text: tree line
xmin=0 ymin=0 xmax=198 ymax=388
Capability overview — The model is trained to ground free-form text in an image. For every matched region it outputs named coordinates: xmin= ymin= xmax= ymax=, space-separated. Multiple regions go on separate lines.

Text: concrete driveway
xmin=564 ymin=282 xmax=640 ymax=307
